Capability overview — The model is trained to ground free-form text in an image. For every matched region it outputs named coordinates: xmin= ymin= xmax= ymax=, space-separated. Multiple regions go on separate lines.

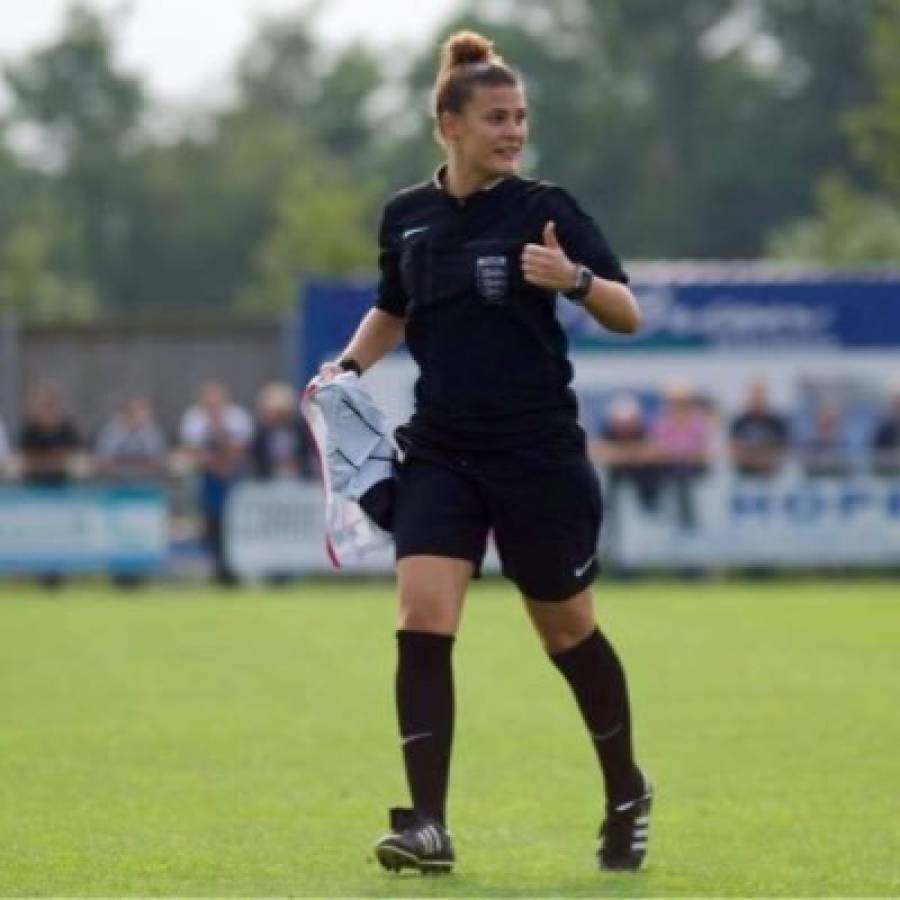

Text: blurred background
xmin=1 ymin=0 xmax=899 ymax=582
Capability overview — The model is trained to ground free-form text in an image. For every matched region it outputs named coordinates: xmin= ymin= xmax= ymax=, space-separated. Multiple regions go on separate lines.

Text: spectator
xmin=590 ymin=393 xmax=660 ymax=514
xmin=800 ymin=400 xmax=852 ymax=477
xmin=0 ymin=416 xmax=10 ymax=478
xmin=18 ymin=382 xmax=83 ymax=588
xmin=650 ymin=381 xmax=712 ymax=530
xmin=180 ymin=380 xmax=253 ymax=585
xmin=729 ymin=381 xmax=790 ymax=476
xmin=96 ymin=395 xmax=169 ymax=482
xmin=18 ymin=382 xmax=82 ymax=486
xmin=871 ymin=384 xmax=900 ymax=475
xmin=250 ymin=382 xmax=314 ymax=480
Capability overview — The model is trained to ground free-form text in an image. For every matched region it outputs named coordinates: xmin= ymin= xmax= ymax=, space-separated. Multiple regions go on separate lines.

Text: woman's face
xmin=442 ymin=83 xmax=528 ymax=179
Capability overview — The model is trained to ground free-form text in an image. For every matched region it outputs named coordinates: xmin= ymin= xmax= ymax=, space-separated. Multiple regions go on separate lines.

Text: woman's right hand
xmin=318 ymin=360 xmax=344 ymax=381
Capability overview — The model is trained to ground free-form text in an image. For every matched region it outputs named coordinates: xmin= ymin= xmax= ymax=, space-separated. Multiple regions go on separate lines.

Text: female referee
xmin=320 ymin=30 xmax=651 ymax=875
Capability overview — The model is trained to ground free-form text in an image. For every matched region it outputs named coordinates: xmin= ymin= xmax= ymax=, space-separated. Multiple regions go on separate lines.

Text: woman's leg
xmin=525 ymin=589 xmax=644 ymax=806
xmin=394 ymin=555 xmax=473 ymax=826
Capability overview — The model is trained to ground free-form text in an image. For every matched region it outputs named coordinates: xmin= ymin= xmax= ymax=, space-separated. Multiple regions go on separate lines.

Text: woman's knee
xmin=398 ymin=589 xmax=457 ymax=633
xmin=525 ymin=589 xmax=596 ymax=654
xmin=396 ymin=556 xmax=472 ymax=634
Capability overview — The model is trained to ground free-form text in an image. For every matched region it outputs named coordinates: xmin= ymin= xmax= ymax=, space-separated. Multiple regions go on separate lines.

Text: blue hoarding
xmin=298 ymin=272 xmax=900 ymax=380
xmin=0 ymin=485 xmax=168 ymax=573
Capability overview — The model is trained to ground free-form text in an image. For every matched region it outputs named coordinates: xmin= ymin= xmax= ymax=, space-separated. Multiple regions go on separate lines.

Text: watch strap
xmin=564 ymin=265 xmax=593 ymax=303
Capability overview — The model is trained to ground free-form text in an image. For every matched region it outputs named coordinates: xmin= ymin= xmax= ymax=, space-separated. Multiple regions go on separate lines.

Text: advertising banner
xmin=296 ymin=270 xmax=900 ymax=571
xmin=225 ymin=480 xmax=506 ymax=579
xmin=609 ymin=468 xmax=900 ymax=569
xmin=0 ymin=485 xmax=167 ymax=573
xmin=225 ymin=480 xmax=394 ymax=577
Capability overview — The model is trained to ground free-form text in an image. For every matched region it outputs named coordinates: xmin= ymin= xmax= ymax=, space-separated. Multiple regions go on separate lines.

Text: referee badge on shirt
xmin=475 ymin=255 xmax=509 ymax=305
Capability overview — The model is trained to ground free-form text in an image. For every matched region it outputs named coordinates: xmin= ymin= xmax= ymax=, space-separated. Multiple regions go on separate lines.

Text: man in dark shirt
xmin=872 ymin=386 xmax=900 ymax=474
xmin=729 ymin=382 xmax=789 ymax=477
xmin=801 ymin=400 xmax=851 ymax=477
xmin=18 ymin=382 xmax=82 ymax=588
xmin=19 ymin=383 xmax=82 ymax=486
xmin=250 ymin=382 xmax=314 ymax=480
xmin=590 ymin=393 xmax=659 ymax=513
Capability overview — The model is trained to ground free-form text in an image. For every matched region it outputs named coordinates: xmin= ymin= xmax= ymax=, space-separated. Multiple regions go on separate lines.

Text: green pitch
xmin=0 ymin=577 xmax=897 ymax=897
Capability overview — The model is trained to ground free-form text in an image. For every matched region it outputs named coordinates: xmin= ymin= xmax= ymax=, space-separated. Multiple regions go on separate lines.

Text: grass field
xmin=0 ymin=577 xmax=898 ymax=897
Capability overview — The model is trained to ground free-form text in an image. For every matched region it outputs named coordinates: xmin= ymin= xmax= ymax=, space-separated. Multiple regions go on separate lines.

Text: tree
xmin=385 ymin=0 xmax=881 ymax=259
xmin=847 ymin=1 xmax=900 ymax=195
xmin=234 ymin=14 xmax=382 ymax=169
xmin=116 ymin=12 xmax=386 ymax=314
xmin=3 ymin=3 xmax=145 ymax=314
xmin=769 ymin=176 xmax=900 ymax=263
xmin=768 ymin=1 xmax=900 ymax=263
xmin=239 ymin=155 xmax=380 ymax=312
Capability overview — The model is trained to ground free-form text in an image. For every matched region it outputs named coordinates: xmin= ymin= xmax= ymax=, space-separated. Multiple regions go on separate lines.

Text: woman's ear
xmin=437 ymin=110 xmax=459 ymax=144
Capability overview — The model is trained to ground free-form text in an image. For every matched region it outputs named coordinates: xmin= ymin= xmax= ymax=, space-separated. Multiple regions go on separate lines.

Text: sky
xmin=0 ymin=0 xmax=462 ymax=104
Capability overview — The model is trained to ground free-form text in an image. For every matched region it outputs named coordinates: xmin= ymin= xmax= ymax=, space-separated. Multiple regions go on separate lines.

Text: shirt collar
xmin=432 ymin=164 xmax=506 ymax=198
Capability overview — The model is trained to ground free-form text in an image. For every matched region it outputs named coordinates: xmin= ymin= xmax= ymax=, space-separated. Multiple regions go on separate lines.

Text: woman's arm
xmin=521 ymin=220 xmax=641 ymax=334
xmin=578 ymin=276 xmax=641 ymax=334
xmin=319 ymin=308 xmax=406 ymax=377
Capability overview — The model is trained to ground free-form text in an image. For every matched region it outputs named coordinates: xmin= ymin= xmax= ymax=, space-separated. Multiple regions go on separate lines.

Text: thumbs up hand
xmin=521 ymin=220 xmax=578 ymax=293
xmin=542 ymin=220 xmax=560 ymax=248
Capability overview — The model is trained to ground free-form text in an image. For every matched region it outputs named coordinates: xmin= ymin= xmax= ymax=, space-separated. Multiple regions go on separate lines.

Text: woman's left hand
xmin=521 ymin=221 xmax=577 ymax=293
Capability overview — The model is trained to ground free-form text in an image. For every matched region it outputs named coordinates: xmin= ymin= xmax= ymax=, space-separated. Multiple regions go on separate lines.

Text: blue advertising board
xmin=299 ymin=279 xmax=378 ymax=381
xmin=0 ymin=485 xmax=167 ymax=573
xmin=563 ymin=279 xmax=900 ymax=351
xmin=298 ymin=271 xmax=900 ymax=380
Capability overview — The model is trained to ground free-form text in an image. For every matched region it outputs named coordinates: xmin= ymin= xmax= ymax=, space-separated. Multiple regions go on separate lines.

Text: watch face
xmin=566 ymin=266 xmax=591 ymax=301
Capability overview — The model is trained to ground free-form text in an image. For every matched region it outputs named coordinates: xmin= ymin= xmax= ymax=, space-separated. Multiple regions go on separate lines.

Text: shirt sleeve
xmin=373 ymin=203 xmax=409 ymax=317
xmin=544 ymin=186 xmax=629 ymax=284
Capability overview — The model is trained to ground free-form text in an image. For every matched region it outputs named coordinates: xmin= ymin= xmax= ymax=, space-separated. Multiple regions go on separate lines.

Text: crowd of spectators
xmin=2 ymin=374 xmax=900 ymax=576
xmin=0 ymin=378 xmax=316 ymax=584
xmin=589 ymin=378 xmax=900 ymax=529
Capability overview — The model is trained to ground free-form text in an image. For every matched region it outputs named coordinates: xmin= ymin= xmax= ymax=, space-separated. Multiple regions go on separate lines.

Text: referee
xmin=321 ymin=30 xmax=651 ymax=875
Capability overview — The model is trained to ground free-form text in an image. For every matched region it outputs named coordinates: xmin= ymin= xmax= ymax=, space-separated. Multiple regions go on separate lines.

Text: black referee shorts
xmin=393 ymin=454 xmax=603 ymax=602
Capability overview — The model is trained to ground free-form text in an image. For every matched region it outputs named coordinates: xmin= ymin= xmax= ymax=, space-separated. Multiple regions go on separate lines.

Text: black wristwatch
xmin=338 ymin=357 xmax=362 ymax=376
xmin=563 ymin=264 xmax=594 ymax=305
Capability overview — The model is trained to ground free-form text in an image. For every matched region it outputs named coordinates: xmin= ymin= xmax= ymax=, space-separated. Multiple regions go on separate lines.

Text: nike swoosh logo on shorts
xmin=574 ymin=555 xmax=596 ymax=577
xmin=402 ymin=225 xmax=429 ymax=239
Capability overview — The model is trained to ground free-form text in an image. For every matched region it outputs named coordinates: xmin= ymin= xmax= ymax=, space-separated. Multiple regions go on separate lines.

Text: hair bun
xmin=442 ymin=30 xmax=496 ymax=69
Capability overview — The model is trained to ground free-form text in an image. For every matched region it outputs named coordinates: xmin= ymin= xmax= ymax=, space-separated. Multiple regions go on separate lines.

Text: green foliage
xmin=0 ymin=0 xmax=895 ymax=318
xmin=767 ymin=1 xmax=900 ymax=263
xmin=3 ymin=4 xmax=143 ymax=166
xmin=848 ymin=2 xmax=900 ymax=196
xmin=769 ymin=176 xmax=900 ymax=263
xmin=384 ymin=0 xmax=880 ymax=259
xmin=240 ymin=157 xmax=382 ymax=313
xmin=1 ymin=4 xmax=145 ymax=315
xmin=1 ymin=579 xmax=899 ymax=895
xmin=0 ymin=220 xmax=98 ymax=320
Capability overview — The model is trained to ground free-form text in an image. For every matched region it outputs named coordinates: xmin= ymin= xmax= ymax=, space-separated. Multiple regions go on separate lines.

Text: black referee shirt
xmin=375 ymin=170 xmax=628 ymax=462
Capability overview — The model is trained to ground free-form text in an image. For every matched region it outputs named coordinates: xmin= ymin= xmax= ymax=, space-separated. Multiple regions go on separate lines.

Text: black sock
xmin=550 ymin=628 xmax=642 ymax=806
xmin=395 ymin=630 xmax=455 ymax=825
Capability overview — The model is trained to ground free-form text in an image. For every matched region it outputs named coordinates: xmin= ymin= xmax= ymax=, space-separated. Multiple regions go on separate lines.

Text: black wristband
xmin=338 ymin=357 xmax=362 ymax=376
xmin=564 ymin=264 xmax=594 ymax=304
